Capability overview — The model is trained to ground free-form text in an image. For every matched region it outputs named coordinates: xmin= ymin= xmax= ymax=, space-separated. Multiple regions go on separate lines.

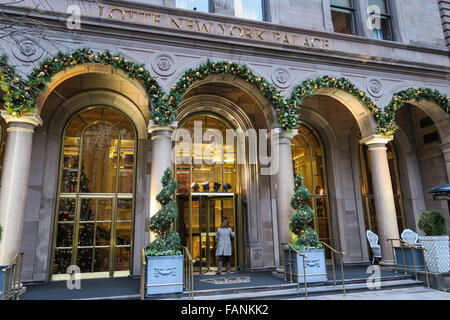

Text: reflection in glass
xmin=53 ymin=107 xmax=136 ymax=277
xmin=234 ymin=0 xmax=263 ymax=21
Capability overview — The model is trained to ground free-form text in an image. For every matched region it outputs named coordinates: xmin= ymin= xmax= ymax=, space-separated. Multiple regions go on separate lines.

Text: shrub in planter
xmin=285 ymin=174 xmax=327 ymax=283
xmin=417 ymin=210 xmax=449 ymax=273
xmin=144 ymin=168 xmax=183 ymax=295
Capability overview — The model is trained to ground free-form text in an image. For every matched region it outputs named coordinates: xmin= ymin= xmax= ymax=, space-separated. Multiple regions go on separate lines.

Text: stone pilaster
xmin=360 ymin=134 xmax=399 ymax=265
xmin=148 ymin=120 xmax=177 ymax=242
xmin=439 ymin=141 xmax=450 ymax=182
xmin=271 ymin=128 xmax=297 ymax=271
xmin=0 ymin=111 xmax=43 ymax=265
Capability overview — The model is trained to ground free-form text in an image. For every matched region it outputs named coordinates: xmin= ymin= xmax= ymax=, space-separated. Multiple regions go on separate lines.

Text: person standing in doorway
xmin=215 ymin=217 xmax=234 ymax=275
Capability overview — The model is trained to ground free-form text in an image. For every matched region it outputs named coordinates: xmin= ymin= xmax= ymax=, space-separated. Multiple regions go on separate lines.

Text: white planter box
xmin=419 ymin=235 xmax=450 ymax=273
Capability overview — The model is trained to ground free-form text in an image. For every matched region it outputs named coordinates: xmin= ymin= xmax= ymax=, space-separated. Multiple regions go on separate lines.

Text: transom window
xmin=330 ymin=0 xmax=356 ymax=35
xmin=368 ymin=0 xmax=393 ymax=40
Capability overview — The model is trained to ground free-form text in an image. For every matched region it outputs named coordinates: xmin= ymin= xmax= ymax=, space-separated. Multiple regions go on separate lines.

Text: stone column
xmin=360 ymin=134 xmax=399 ymax=265
xmin=0 ymin=112 xmax=42 ymax=265
xmin=272 ymin=128 xmax=297 ymax=272
xmin=148 ymin=120 xmax=177 ymax=242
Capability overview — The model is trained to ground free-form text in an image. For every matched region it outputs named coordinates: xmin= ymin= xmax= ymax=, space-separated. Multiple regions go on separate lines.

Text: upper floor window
xmin=330 ymin=0 xmax=356 ymax=35
xmin=234 ymin=0 xmax=264 ymax=21
xmin=175 ymin=0 xmax=210 ymax=13
xmin=368 ymin=0 xmax=393 ymax=41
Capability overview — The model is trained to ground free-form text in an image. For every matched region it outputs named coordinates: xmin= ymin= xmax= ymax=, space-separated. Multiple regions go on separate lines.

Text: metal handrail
xmin=140 ymin=248 xmax=146 ymax=300
xmin=319 ymin=241 xmax=346 ymax=296
xmin=281 ymin=242 xmax=308 ymax=299
xmin=182 ymin=246 xmax=195 ymax=300
xmin=1 ymin=252 xmax=24 ymax=300
xmin=386 ymin=238 xmax=430 ymax=288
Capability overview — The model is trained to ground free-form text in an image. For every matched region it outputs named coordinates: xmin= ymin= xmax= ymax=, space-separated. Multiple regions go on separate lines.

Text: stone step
xmin=188 ymin=273 xmax=411 ymax=299
xmin=192 ymin=279 xmax=426 ymax=300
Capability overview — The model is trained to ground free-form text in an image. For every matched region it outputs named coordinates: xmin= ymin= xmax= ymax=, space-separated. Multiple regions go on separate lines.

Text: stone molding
xmin=0 ymin=111 xmax=43 ymax=128
xmin=359 ymin=134 xmax=393 ymax=146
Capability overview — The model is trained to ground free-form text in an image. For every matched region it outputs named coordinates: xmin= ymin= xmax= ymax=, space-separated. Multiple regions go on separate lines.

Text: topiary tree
xmin=146 ymin=168 xmax=181 ymax=256
xmin=418 ymin=210 xmax=447 ymax=236
xmin=289 ymin=174 xmax=322 ymax=250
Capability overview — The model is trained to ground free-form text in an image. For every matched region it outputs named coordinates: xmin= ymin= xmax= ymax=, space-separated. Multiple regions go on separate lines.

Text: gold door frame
xmin=51 ymin=106 xmax=137 ymax=280
xmin=176 ymin=112 xmax=243 ymax=273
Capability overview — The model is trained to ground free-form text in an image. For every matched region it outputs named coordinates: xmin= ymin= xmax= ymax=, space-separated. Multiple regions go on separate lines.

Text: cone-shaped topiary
xmin=289 ymin=174 xmax=322 ymax=250
xmin=417 ymin=210 xmax=447 ymax=236
xmin=146 ymin=168 xmax=181 ymax=256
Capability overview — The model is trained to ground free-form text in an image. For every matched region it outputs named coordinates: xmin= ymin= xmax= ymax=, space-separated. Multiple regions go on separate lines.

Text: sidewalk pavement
xmin=291 ymin=286 xmax=450 ymax=300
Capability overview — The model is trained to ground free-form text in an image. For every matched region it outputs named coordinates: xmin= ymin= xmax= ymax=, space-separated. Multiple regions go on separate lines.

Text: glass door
xmin=177 ymin=194 xmax=237 ymax=273
xmin=52 ymin=107 xmax=136 ymax=280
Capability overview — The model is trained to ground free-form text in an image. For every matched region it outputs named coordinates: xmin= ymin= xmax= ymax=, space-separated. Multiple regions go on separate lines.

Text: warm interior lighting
xmin=223 ymin=182 xmax=232 ymax=192
xmin=191 ymin=182 xmax=199 ymax=192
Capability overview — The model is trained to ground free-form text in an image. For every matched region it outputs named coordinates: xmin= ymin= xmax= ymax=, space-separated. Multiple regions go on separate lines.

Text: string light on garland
xmin=167 ymin=59 xmax=299 ymax=130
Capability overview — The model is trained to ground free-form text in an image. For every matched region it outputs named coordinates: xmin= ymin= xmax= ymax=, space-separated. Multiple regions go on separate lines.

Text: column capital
xmin=148 ymin=120 xmax=178 ymax=140
xmin=1 ymin=111 xmax=43 ymax=128
xmin=359 ymin=134 xmax=393 ymax=146
xmin=267 ymin=127 xmax=298 ymax=142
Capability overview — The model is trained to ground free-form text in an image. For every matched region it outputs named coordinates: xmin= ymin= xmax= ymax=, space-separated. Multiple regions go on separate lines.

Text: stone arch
xmin=288 ymin=76 xmax=379 ymax=139
xmin=13 ymin=49 xmax=164 ymax=118
xmin=165 ymin=60 xmax=293 ymax=129
xmin=301 ymin=107 xmax=368 ymax=262
xmin=381 ymin=87 xmax=449 ymax=139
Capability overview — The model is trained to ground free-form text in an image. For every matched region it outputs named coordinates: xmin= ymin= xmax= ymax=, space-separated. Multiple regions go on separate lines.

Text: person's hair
xmin=220 ymin=218 xmax=230 ymax=228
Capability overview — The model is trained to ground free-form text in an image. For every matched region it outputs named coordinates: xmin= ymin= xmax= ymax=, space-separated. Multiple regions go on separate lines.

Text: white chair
xmin=401 ymin=229 xmax=419 ymax=245
xmin=366 ymin=230 xmax=382 ymax=264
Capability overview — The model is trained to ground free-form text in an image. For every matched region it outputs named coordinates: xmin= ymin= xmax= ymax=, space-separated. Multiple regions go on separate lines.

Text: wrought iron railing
xmin=320 ymin=241 xmax=346 ymax=296
xmin=281 ymin=242 xmax=308 ymax=299
xmin=1 ymin=252 xmax=24 ymax=300
xmin=387 ymin=238 xmax=430 ymax=288
xmin=182 ymin=246 xmax=195 ymax=300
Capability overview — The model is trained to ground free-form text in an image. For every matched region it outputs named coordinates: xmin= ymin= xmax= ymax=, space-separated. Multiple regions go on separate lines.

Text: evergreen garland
xmin=289 ymin=174 xmax=322 ymax=250
xmin=0 ymin=55 xmax=34 ymax=116
xmin=165 ymin=60 xmax=299 ymax=130
xmin=379 ymin=88 xmax=450 ymax=136
xmin=146 ymin=168 xmax=181 ymax=256
xmin=288 ymin=75 xmax=381 ymax=126
xmin=2 ymin=50 xmax=449 ymax=136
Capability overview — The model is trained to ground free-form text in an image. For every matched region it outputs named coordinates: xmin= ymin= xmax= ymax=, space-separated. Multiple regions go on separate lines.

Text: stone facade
xmin=0 ymin=0 xmax=448 ymax=282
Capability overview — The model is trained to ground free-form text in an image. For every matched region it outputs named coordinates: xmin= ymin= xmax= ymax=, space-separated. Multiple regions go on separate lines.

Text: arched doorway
xmin=51 ymin=106 xmax=137 ymax=279
xmin=291 ymin=122 xmax=332 ymax=259
xmin=174 ymin=113 xmax=242 ymax=273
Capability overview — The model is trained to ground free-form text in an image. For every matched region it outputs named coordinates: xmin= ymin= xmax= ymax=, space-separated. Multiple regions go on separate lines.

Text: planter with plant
xmin=284 ymin=174 xmax=327 ymax=283
xmin=144 ymin=168 xmax=183 ymax=295
xmin=417 ymin=210 xmax=449 ymax=273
